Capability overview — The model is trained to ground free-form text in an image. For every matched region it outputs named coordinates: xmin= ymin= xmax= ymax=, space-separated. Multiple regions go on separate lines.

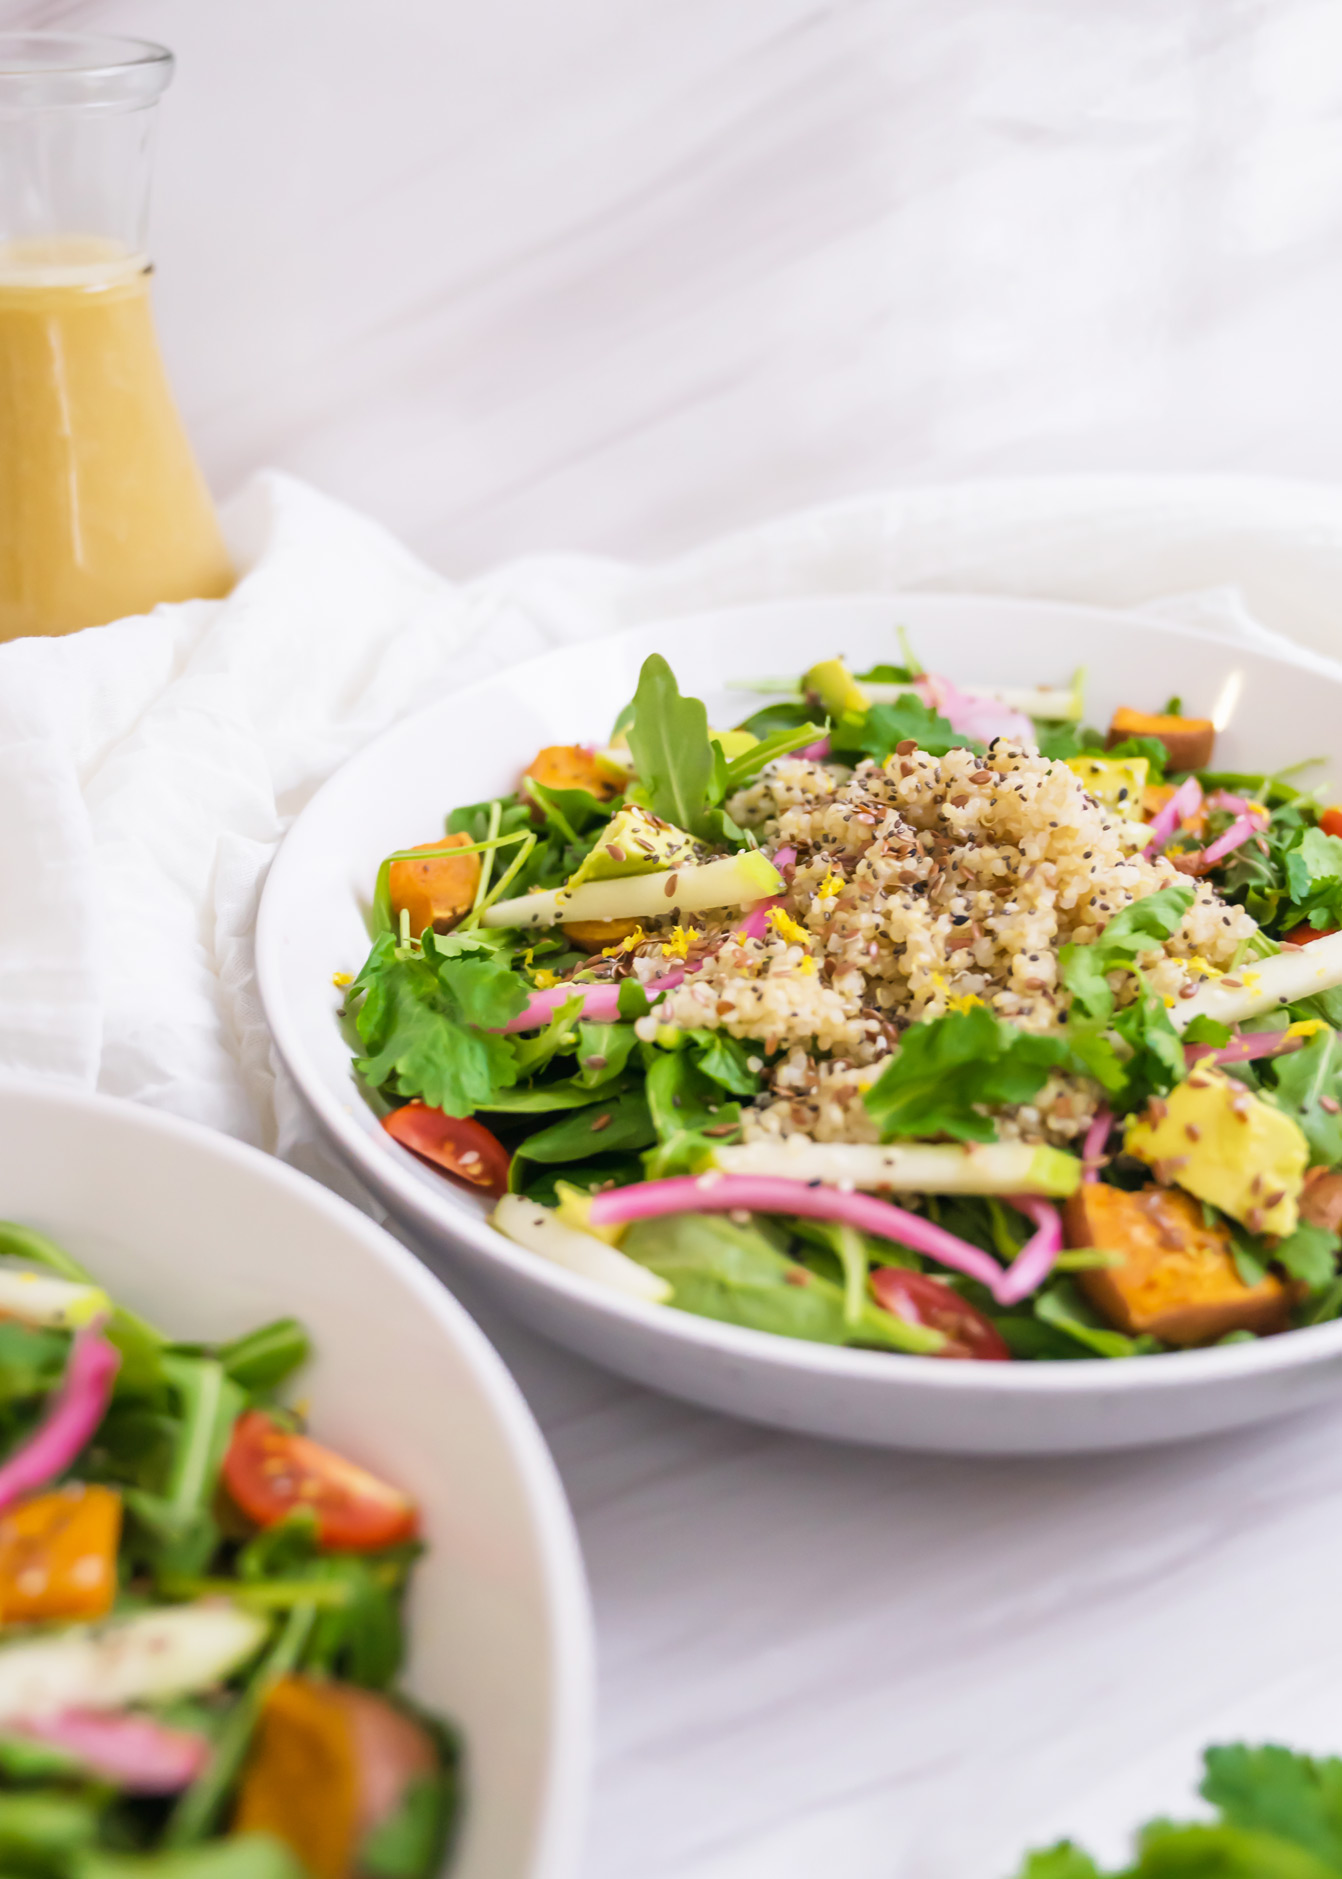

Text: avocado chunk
xmin=1064 ymin=755 xmax=1149 ymax=814
xmin=712 ymin=729 xmax=759 ymax=763
xmin=1124 ymin=1067 xmax=1309 ymax=1237
xmin=802 ymin=658 xmax=869 ymax=719
xmin=564 ymin=805 xmax=699 ymax=890
xmin=1064 ymin=1182 xmax=1290 ymax=1344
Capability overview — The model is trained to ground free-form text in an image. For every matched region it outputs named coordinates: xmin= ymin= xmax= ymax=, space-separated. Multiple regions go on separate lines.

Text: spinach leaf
xmin=863 ymin=1005 xmax=1076 ymax=1143
xmin=644 ymin=1052 xmax=741 ymax=1178
xmin=514 ymin=1093 xmax=657 ymax=1165
xmin=573 ymin=1020 xmax=640 ymax=1088
xmin=1033 ymin=1280 xmax=1157 ymax=1358
xmin=1059 ymin=884 xmax=1195 ymax=1020
xmin=619 ymin=1212 xmax=940 ymax=1352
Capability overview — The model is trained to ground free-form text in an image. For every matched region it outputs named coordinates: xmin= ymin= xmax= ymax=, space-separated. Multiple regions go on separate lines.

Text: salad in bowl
xmin=0 ymin=1219 xmax=457 ymax=1879
xmin=342 ymin=639 xmax=1342 ymax=1371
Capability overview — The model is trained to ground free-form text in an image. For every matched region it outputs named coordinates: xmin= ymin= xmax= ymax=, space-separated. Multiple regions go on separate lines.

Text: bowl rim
xmin=256 ymin=589 xmax=1342 ymax=1404
xmin=0 ymin=1075 xmax=594 ymax=1879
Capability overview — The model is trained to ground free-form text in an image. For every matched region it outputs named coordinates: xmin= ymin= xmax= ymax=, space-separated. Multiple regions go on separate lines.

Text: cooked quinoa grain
xmin=630 ymin=745 xmax=1255 ymax=1148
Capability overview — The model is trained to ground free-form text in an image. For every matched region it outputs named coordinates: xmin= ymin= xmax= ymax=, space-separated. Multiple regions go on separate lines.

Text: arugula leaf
xmin=1268 ymin=1028 xmax=1342 ymax=1164
xmin=1059 ymin=884 xmax=1195 ymax=1021
xmin=863 ymin=1006 xmax=1076 ymax=1143
xmin=719 ymin=719 xmax=828 ymax=791
xmin=619 ymin=1212 xmax=939 ymax=1352
xmin=351 ymin=935 xmax=520 ymax=1115
xmin=625 ymin=654 xmax=723 ymax=842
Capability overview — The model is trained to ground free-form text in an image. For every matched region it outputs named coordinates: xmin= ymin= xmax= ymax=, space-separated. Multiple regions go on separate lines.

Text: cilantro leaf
xmin=830 ymin=692 xmax=970 ymax=762
xmin=1272 ymin=1221 xmax=1340 ymax=1291
xmin=1268 ymin=1028 xmax=1342 ymax=1164
xmin=1059 ymin=884 xmax=1195 ymax=1021
xmin=1285 ymin=829 xmax=1342 ymax=906
xmin=1201 ymin=1744 xmax=1342 ymax=1870
xmin=1105 ymin=734 xmax=1169 ymax=781
xmin=863 ymin=1006 xmax=1076 ymax=1143
xmin=1012 ymin=1846 xmax=1104 ymax=1879
xmin=351 ymin=935 xmax=520 ymax=1115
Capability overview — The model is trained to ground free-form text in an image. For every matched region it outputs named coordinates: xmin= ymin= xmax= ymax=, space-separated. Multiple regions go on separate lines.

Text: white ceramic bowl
xmin=257 ymin=593 xmax=1342 ymax=1454
xmin=0 ymin=1079 xmax=592 ymax=1879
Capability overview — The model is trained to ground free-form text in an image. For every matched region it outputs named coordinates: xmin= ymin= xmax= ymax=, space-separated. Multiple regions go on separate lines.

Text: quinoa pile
xmin=624 ymin=742 xmax=1257 ymax=1149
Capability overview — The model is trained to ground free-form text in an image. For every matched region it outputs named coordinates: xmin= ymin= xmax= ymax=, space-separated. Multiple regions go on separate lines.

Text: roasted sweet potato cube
xmin=0 ymin=1484 xmax=121 ymax=1624
xmin=523 ymin=745 xmax=620 ymax=801
xmin=387 ymin=833 xmax=479 ymax=937
xmin=1300 ymin=1170 xmax=1342 ymax=1235
xmin=562 ymin=918 xmax=643 ymax=953
xmin=1065 ymin=1183 xmax=1289 ymax=1346
xmin=1107 ymin=706 xmax=1214 ymax=771
xmin=233 ymin=1675 xmax=436 ymax=1879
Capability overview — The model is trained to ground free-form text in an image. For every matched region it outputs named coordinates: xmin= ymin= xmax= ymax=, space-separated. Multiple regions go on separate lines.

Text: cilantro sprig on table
xmin=1015 ymin=1742 xmax=1342 ymax=1878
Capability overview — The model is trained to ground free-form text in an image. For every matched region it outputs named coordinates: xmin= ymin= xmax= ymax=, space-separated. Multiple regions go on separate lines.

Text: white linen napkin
xmin=4 ymin=470 xmax=1342 ymax=1171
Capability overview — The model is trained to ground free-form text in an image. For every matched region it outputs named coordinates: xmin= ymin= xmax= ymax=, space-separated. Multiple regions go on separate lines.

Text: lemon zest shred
xmin=768 ymin=907 xmax=809 ymax=946
xmin=797 ymin=955 xmax=817 ymax=976
xmin=601 ymin=926 xmax=645 ymax=958
xmin=1183 ymin=955 xmax=1222 ymax=980
xmin=1286 ymin=1018 xmax=1327 ymax=1039
xmin=332 ymin=971 xmax=352 ymax=989
xmin=533 ymin=969 xmax=561 ymax=990
xmin=946 ymin=992 xmax=984 ymax=1014
xmin=661 ymin=926 xmax=693 ymax=960
xmin=817 ymin=872 xmax=844 ymax=899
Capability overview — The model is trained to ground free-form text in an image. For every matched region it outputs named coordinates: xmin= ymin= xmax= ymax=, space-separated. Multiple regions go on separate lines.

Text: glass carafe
xmin=0 ymin=34 xmax=231 ymax=642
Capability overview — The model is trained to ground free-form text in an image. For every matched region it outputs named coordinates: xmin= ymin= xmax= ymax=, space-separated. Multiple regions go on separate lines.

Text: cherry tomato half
xmin=223 ymin=1411 xmax=418 ymax=1552
xmin=870 ymin=1268 xmax=1011 ymax=1361
xmin=382 ymin=1103 xmax=510 ymax=1196
xmin=1284 ymin=922 xmax=1340 ymax=948
xmin=1320 ymin=807 xmax=1342 ymax=841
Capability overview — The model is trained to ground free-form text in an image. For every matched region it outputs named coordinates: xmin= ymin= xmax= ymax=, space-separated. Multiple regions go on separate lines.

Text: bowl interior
xmin=256 ymin=592 xmax=1342 ymax=1428
xmin=0 ymin=1081 xmax=591 ymax=1879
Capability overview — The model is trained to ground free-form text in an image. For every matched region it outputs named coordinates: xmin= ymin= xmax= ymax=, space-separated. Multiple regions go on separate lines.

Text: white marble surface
xmin=11 ymin=1 xmax=1342 ymax=1872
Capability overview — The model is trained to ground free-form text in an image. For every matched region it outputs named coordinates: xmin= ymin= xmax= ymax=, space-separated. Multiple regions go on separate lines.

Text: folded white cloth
xmin=4 ymin=470 xmax=1342 ymax=1169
